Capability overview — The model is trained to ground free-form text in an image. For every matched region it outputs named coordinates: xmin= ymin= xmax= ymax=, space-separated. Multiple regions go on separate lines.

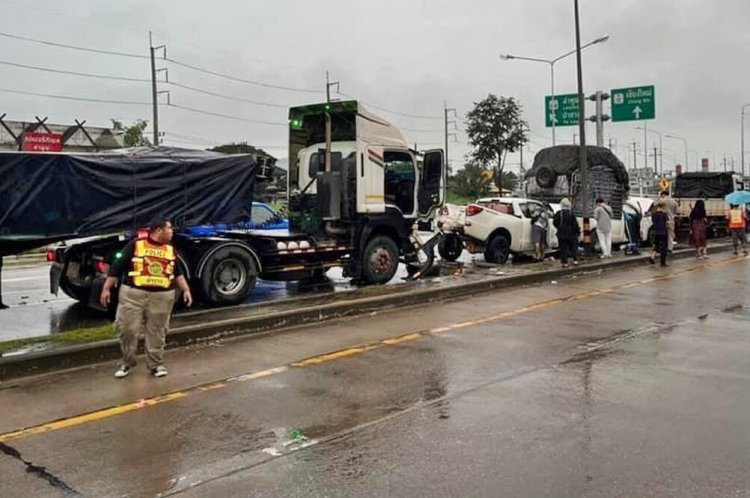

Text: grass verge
xmin=0 ymin=324 xmax=116 ymax=355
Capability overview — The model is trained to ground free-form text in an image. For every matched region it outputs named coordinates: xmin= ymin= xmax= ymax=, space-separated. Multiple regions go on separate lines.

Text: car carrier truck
xmin=33 ymin=101 xmax=444 ymax=309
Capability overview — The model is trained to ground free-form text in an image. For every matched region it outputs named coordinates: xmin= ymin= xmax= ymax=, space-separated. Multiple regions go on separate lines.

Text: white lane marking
xmin=3 ymin=276 xmax=49 ymax=283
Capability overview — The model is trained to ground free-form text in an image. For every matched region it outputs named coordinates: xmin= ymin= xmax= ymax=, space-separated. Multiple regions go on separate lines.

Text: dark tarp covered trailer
xmin=672 ymin=172 xmax=737 ymax=198
xmin=524 ymin=145 xmax=630 ymax=217
xmin=0 ymin=146 xmax=258 ymax=256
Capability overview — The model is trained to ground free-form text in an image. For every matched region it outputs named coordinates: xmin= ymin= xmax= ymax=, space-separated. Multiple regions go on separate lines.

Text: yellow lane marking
xmin=382 ymin=333 xmax=422 ymax=345
xmin=291 ymin=347 xmax=367 ymax=367
xmin=0 ymin=255 xmax=745 ymax=444
xmin=0 ymin=392 xmax=187 ymax=442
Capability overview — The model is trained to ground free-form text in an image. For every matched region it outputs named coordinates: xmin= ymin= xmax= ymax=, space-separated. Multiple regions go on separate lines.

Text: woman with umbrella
xmin=725 ymin=191 xmax=750 ymax=256
xmin=689 ymin=200 xmax=709 ymax=259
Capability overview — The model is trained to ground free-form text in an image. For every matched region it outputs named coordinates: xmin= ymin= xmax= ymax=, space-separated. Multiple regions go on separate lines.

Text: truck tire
xmin=200 ymin=246 xmax=257 ymax=306
xmin=438 ymin=233 xmax=464 ymax=262
xmin=362 ymin=235 xmax=399 ymax=284
xmin=59 ymin=277 xmax=90 ymax=303
xmin=484 ymin=234 xmax=510 ymax=264
xmin=535 ymin=166 xmax=557 ymax=189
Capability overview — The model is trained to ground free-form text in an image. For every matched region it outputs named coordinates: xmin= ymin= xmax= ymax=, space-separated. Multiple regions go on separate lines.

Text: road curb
xmin=0 ymin=243 xmax=736 ymax=380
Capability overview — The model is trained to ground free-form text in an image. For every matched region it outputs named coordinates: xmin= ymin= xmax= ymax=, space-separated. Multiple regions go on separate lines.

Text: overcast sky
xmin=1 ymin=0 xmax=749 ymax=174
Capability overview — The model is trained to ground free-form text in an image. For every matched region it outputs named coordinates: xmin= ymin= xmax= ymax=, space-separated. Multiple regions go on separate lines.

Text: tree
xmin=465 ymin=95 xmax=528 ymax=193
xmin=448 ymin=160 xmax=492 ymax=200
xmin=500 ymin=170 xmax=519 ymax=191
xmin=111 ymin=119 xmax=151 ymax=147
xmin=210 ymin=142 xmax=281 ymax=201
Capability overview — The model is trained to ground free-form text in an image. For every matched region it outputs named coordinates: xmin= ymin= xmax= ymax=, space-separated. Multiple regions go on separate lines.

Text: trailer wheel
xmin=484 ymin=234 xmax=510 ymax=264
xmin=200 ymin=246 xmax=257 ymax=306
xmin=535 ymin=166 xmax=557 ymax=189
xmin=59 ymin=277 xmax=90 ymax=303
xmin=438 ymin=233 xmax=464 ymax=262
xmin=362 ymin=235 xmax=399 ymax=284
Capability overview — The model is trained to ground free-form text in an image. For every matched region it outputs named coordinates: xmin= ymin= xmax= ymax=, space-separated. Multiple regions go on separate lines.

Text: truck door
xmin=417 ymin=149 xmax=444 ymax=219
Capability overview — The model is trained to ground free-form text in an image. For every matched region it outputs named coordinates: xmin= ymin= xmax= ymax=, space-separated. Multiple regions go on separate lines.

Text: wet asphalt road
xmin=1 ymin=253 xmax=750 ymax=497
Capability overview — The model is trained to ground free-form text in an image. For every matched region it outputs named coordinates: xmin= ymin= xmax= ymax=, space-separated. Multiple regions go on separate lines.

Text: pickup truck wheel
xmin=438 ymin=233 xmax=464 ymax=262
xmin=484 ymin=234 xmax=510 ymax=264
xmin=201 ymin=246 xmax=257 ymax=306
xmin=362 ymin=235 xmax=399 ymax=284
xmin=59 ymin=277 xmax=90 ymax=303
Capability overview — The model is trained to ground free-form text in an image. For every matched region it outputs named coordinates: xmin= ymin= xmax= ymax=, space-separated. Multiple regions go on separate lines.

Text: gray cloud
xmin=0 ymin=0 xmax=747 ymax=172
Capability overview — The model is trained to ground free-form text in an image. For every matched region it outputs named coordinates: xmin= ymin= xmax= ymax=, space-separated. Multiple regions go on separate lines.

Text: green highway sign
xmin=611 ymin=85 xmax=655 ymax=122
xmin=545 ymin=93 xmax=580 ymax=127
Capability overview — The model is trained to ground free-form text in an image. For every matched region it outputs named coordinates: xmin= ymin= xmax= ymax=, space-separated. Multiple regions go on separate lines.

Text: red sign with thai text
xmin=22 ymin=132 xmax=63 ymax=152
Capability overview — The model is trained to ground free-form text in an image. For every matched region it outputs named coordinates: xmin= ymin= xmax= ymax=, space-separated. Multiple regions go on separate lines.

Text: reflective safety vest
xmin=128 ymin=239 xmax=176 ymax=289
xmin=728 ymin=209 xmax=746 ymax=230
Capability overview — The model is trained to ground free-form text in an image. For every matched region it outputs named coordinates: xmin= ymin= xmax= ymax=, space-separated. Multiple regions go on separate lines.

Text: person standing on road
xmin=593 ymin=197 xmax=613 ymax=259
xmin=649 ymin=201 xmax=670 ymax=267
xmin=689 ymin=200 xmax=709 ymax=259
xmin=659 ymin=190 xmax=678 ymax=251
xmin=531 ymin=206 xmax=549 ymax=262
xmin=101 ymin=218 xmax=193 ymax=379
xmin=727 ymin=204 xmax=748 ymax=256
xmin=553 ymin=198 xmax=580 ymax=268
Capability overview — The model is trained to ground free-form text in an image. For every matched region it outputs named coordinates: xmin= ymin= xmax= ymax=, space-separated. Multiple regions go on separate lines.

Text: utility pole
xmin=586 ymin=91 xmax=610 ymax=147
xmin=323 ymin=72 xmax=339 ymax=172
xmin=149 ymin=32 xmax=167 ymax=146
xmin=444 ymin=101 xmax=457 ymax=200
xmin=723 ymin=156 xmax=727 ymax=172
xmin=631 ymin=140 xmax=638 ymax=170
xmin=574 ymin=0 xmax=591 ymax=254
xmin=643 ymin=122 xmax=648 ymax=173
xmin=325 ymin=71 xmax=339 ymax=104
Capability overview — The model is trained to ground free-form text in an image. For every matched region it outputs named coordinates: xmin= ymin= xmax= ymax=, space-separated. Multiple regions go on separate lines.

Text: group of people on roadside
xmin=531 ymin=189 xmax=748 ymax=270
xmin=531 ymin=197 xmax=605 ymax=268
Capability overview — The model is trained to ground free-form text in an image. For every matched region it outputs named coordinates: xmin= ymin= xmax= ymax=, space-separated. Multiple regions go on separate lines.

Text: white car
xmin=462 ymin=197 xmax=559 ymax=264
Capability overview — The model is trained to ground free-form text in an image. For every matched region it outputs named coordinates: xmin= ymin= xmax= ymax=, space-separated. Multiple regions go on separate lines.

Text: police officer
xmin=101 ymin=218 xmax=193 ymax=379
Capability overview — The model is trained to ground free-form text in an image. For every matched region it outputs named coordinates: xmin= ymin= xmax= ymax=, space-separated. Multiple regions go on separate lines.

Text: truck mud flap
xmin=49 ymin=263 xmax=64 ymax=296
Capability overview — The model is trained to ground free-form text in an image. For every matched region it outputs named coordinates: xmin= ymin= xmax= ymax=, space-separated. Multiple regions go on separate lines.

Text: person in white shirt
xmin=593 ymin=197 xmax=613 ymax=258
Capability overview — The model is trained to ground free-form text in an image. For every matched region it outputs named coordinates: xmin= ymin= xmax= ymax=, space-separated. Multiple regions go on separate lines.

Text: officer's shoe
xmin=152 ymin=366 xmax=168 ymax=378
xmin=114 ymin=366 xmax=130 ymax=379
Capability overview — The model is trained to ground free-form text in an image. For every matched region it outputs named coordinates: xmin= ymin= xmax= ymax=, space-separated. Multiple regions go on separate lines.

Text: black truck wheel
xmin=484 ymin=234 xmax=510 ymax=264
xmin=362 ymin=235 xmax=399 ymax=284
xmin=535 ymin=165 xmax=557 ymax=189
xmin=438 ymin=233 xmax=464 ymax=262
xmin=200 ymin=246 xmax=257 ymax=306
xmin=59 ymin=277 xmax=90 ymax=303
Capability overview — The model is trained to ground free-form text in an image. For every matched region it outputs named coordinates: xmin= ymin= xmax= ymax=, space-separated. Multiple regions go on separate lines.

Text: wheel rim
xmin=212 ymin=258 xmax=247 ymax=296
xmin=369 ymin=246 xmax=394 ymax=275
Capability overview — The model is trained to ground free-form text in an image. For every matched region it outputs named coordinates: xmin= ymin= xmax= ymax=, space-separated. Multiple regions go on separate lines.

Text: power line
xmin=0 ymin=59 xmax=150 ymax=82
xmin=0 ymin=87 xmax=150 ymax=105
xmin=165 ymin=81 xmax=288 ymax=109
xmin=337 ymin=91 xmax=442 ymax=120
xmin=0 ymin=30 xmax=148 ymax=59
xmin=165 ymin=103 xmax=286 ymax=126
xmin=400 ymin=126 xmax=444 ymax=133
xmin=164 ymin=57 xmax=321 ymax=94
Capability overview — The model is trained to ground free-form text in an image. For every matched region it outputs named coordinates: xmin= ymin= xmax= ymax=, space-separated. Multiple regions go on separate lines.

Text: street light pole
xmin=741 ymin=103 xmax=750 ymax=177
xmin=500 ymin=35 xmax=609 ymax=146
xmin=665 ymin=134 xmax=688 ymax=173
